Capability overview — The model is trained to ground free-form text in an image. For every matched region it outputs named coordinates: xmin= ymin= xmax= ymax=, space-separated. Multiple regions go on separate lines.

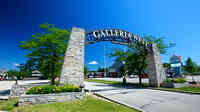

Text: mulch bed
xmin=190 ymin=84 xmax=200 ymax=87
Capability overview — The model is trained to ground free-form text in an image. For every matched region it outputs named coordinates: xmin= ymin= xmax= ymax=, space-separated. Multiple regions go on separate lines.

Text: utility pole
xmin=104 ymin=45 xmax=107 ymax=77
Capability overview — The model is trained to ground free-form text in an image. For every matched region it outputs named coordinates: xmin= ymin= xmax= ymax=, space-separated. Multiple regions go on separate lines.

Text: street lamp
xmin=104 ymin=45 xmax=107 ymax=77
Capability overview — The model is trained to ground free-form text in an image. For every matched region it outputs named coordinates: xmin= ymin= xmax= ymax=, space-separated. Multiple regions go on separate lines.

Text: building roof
xmin=170 ymin=54 xmax=182 ymax=64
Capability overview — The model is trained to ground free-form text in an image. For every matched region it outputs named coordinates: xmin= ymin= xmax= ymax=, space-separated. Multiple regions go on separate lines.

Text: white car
xmin=129 ymin=75 xmax=138 ymax=78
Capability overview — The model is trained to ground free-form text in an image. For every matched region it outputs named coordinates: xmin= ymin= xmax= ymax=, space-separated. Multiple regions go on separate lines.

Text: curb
xmin=94 ymin=93 xmax=145 ymax=112
xmin=0 ymin=96 xmax=9 ymax=100
xmin=149 ymin=88 xmax=200 ymax=95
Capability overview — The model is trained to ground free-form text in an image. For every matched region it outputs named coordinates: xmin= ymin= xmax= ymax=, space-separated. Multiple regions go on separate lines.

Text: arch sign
xmin=86 ymin=29 xmax=152 ymax=47
xmin=59 ymin=28 xmax=166 ymax=87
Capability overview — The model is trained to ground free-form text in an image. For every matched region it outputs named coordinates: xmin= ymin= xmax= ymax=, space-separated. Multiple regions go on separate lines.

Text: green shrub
xmin=163 ymin=78 xmax=173 ymax=83
xmin=26 ymin=85 xmax=80 ymax=94
xmin=162 ymin=78 xmax=187 ymax=83
xmin=173 ymin=78 xmax=187 ymax=83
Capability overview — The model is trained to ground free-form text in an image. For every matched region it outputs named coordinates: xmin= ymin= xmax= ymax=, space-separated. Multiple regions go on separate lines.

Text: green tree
xmin=7 ymin=69 xmax=20 ymax=79
xmin=20 ymin=23 xmax=70 ymax=85
xmin=17 ymin=64 xmax=31 ymax=79
xmin=110 ymin=36 xmax=174 ymax=87
xmin=97 ymin=67 xmax=104 ymax=72
xmin=163 ymin=62 xmax=171 ymax=69
xmin=144 ymin=36 xmax=175 ymax=54
xmin=184 ymin=57 xmax=198 ymax=74
xmin=84 ymin=66 xmax=89 ymax=76
xmin=126 ymin=43 xmax=148 ymax=86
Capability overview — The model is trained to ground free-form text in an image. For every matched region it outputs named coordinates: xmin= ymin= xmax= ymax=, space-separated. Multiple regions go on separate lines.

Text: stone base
xmin=161 ymin=82 xmax=189 ymax=88
xmin=10 ymin=84 xmax=47 ymax=97
xmin=18 ymin=92 xmax=85 ymax=106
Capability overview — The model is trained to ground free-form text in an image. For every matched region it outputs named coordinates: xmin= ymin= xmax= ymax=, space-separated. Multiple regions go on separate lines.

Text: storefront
xmin=170 ymin=54 xmax=182 ymax=77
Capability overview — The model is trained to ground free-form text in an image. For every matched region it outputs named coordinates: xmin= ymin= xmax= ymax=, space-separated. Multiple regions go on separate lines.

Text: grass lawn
xmin=158 ymin=86 xmax=200 ymax=94
xmin=0 ymin=98 xmax=18 ymax=111
xmin=85 ymin=79 xmax=122 ymax=85
xmin=85 ymin=79 xmax=148 ymax=88
xmin=11 ymin=96 xmax=140 ymax=112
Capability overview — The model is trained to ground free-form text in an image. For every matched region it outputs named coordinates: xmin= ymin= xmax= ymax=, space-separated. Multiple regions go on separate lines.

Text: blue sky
xmin=0 ymin=0 xmax=200 ymax=70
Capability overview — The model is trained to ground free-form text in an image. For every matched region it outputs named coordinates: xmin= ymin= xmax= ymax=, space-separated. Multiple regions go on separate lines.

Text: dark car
xmin=141 ymin=73 xmax=148 ymax=78
xmin=87 ymin=74 xmax=95 ymax=78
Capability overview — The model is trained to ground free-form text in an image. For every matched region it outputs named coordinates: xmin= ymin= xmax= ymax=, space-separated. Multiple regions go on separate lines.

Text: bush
xmin=162 ymin=78 xmax=187 ymax=84
xmin=26 ymin=85 xmax=80 ymax=94
xmin=189 ymin=81 xmax=197 ymax=84
xmin=173 ymin=78 xmax=187 ymax=83
xmin=163 ymin=78 xmax=173 ymax=83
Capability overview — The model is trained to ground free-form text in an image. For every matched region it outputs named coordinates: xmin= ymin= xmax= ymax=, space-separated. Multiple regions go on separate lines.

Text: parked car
xmin=87 ymin=74 xmax=95 ymax=78
xmin=141 ymin=73 xmax=148 ymax=78
xmin=0 ymin=76 xmax=2 ymax=81
xmin=129 ymin=75 xmax=138 ymax=78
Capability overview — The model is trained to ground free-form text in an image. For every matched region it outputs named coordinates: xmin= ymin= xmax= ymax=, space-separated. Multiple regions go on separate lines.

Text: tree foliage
xmin=184 ymin=57 xmax=198 ymax=74
xmin=163 ymin=62 xmax=171 ymax=69
xmin=110 ymin=36 xmax=173 ymax=86
xmin=97 ymin=67 xmax=105 ymax=72
xmin=84 ymin=66 xmax=89 ymax=76
xmin=7 ymin=70 xmax=19 ymax=79
xmin=20 ymin=23 xmax=70 ymax=84
xmin=144 ymin=36 xmax=175 ymax=54
xmin=17 ymin=63 xmax=32 ymax=79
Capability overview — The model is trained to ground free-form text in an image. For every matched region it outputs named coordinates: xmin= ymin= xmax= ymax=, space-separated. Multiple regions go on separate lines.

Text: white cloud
xmin=89 ymin=61 xmax=98 ymax=65
xmin=13 ymin=63 xmax=20 ymax=67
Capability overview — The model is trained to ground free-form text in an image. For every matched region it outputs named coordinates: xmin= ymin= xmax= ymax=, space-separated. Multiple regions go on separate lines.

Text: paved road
xmin=85 ymin=81 xmax=200 ymax=112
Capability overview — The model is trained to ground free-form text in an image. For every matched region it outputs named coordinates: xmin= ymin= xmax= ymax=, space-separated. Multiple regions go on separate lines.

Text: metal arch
xmin=85 ymin=28 xmax=153 ymax=50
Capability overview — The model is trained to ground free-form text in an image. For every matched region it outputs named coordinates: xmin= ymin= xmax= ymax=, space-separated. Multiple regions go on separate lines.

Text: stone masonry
xmin=18 ymin=92 xmax=84 ymax=106
xmin=146 ymin=43 xmax=166 ymax=87
xmin=59 ymin=28 xmax=85 ymax=87
xmin=10 ymin=83 xmax=47 ymax=97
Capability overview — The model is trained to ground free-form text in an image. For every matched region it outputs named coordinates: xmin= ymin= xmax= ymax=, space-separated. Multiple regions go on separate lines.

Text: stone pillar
xmin=59 ymin=27 xmax=85 ymax=87
xmin=146 ymin=44 xmax=166 ymax=87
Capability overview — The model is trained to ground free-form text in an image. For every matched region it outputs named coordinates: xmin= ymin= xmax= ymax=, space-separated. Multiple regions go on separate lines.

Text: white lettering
xmin=109 ymin=29 xmax=114 ymax=36
xmin=93 ymin=31 xmax=98 ymax=38
xmin=127 ymin=32 xmax=131 ymax=38
xmin=114 ymin=29 xmax=119 ymax=36
xmin=119 ymin=30 xmax=124 ymax=38
xmin=100 ymin=30 xmax=105 ymax=37
xmin=104 ymin=29 xmax=109 ymax=36
xmin=124 ymin=32 xmax=127 ymax=39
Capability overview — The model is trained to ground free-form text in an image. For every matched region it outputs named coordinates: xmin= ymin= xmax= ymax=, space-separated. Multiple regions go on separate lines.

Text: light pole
xmin=104 ymin=45 xmax=107 ymax=77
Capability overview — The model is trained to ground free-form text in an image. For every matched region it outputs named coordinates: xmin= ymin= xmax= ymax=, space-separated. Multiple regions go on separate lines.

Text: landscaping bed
xmin=17 ymin=84 xmax=84 ymax=106
xmin=155 ymin=86 xmax=200 ymax=94
xmin=154 ymin=78 xmax=200 ymax=94
xmin=160 ymin=78 xmax=188 ymax=88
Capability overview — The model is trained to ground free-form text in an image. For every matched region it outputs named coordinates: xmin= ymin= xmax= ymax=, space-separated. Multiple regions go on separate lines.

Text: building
xmin=108 ymin=58 xmax=124 ymax=77
xmin=86 ymin=72 xmax=104 ymax=78
xmin=170 ymin=54 xmax=182 ymax=77
xmin=31 ymin=70 xmax=42 ymax=77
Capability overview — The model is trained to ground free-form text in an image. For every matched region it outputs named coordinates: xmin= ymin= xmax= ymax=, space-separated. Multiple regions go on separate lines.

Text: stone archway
xmin=59 ymin=27 xmax=166 ymax=87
